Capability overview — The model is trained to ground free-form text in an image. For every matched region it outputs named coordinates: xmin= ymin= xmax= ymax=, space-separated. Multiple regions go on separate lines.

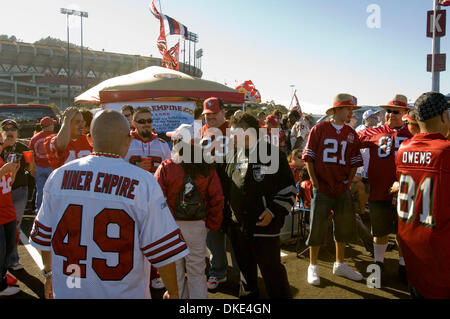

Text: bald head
xmin=91 ymin=110 xmax=131 ymax=157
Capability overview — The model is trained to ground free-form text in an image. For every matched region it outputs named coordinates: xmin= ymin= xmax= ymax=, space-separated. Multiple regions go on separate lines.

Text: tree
xmin=245 ymin=101 xmax=289 ymax=118
xmin=0 ymin=34 xmax=21 ymax=42
xmin=34 ymin=36 xmax=80 ymax=49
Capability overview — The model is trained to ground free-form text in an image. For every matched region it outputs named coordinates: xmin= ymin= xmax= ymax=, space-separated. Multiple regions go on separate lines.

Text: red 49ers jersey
xmin=302 ymin=121 xmax=363 ymax=197
xmin=29 ymin=155 xmax=188 ymax=299
xmin=124 ymin=132 xmax=171 ymax=174
xmin=44 ymin=134 xmax=93 ymax=170
xmin=359 ymin=124 xmax=412 ymax=201
xmin=0 ymin=159 xmax=16 ymax=225
xmin=395 ymin=133 xmax=450 ymax=299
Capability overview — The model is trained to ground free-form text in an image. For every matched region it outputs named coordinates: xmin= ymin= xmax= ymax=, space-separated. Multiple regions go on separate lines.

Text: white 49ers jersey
xmin=29 ymin=155 xmax=189 ymax=299
xmin=124 ymin=134 xmax=171 ymax=174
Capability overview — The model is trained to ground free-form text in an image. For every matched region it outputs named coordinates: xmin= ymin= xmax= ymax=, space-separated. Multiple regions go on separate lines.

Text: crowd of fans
xmin=0 ymin=92 xmax=449 ymax=299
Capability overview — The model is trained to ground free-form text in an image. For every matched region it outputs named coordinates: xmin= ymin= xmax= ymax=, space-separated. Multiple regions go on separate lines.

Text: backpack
xmin=173 ymin=175 xmax=206 ymax=221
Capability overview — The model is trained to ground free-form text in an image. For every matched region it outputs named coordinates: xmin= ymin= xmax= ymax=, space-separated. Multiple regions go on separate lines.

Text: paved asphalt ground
xmin=1 ymin=210 xmax=410 ymax=300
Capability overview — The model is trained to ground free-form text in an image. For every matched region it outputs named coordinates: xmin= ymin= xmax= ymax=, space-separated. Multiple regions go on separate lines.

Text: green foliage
xmin=0 ymin=34 xmax=21 ymax=42
xmin=245 ymin=100 xmax=289 ymax=117
xmin=34 ymin=36 xmax=80 ymax=49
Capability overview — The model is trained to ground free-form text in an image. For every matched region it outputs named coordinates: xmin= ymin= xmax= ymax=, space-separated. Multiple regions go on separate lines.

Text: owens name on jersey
xmin=395 ymin=133 xmax=450 ymax=299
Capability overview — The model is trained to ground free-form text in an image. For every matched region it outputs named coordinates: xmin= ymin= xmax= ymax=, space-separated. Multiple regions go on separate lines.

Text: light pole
xmin=60 ymin=8 xmax=88 ymax=107
xmin=431 ymin=0 xmax=441 ymax=92
xmin=79 ymin=11 xmax=88 ymax=91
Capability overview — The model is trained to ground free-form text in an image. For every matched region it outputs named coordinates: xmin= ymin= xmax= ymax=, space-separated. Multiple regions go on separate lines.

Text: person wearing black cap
xmin=395 ymin=92 xmax=450 ymax=299
xmin=288 ymin=110 xmax=310 ymax=151
xmin=1 ymin=119 xmax=35 ymax=271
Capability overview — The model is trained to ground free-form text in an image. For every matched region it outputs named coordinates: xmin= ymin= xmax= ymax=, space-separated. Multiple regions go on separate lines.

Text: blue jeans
xmin=206 ymin=229 xmax=239 ymax=278
xmin=0 ymin=220 xmax=16 ymax=291
xmin=35 ymin=166 xmax=52 ymax=211
xmin=8 ymin=186 xmax=28 ymax=266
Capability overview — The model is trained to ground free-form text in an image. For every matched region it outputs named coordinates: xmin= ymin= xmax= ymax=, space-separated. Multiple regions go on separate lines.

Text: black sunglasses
xmin=135 ymin=118 xmax=153 ymax=124
xmin=386 ymin=109 xmax=400 ymax=115
xmin=2 ymin=127 xmax=18 ymax=131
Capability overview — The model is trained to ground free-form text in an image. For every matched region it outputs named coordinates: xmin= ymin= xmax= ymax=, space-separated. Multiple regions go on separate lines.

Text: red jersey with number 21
xmin=302 ymin=121 xmax=363 ymax=197
xmin=44 ymin=134 xmax=92 ymax=170
xmin=359 ymin=124 xmax=412 ymax=201
xmin=395 ymin=133 xmax=450 ymax=299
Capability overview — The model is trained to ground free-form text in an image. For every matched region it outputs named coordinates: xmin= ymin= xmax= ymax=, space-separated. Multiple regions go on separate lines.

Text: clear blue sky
xmin=0 ymin=0 xmax=448 ymax=113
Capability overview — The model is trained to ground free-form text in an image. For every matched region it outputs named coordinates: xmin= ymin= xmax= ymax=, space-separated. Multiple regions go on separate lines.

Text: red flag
xmin=439 ymin=0 xmax=450 ymax=6
xmin=149 ymin=1 xmax=180 ymax=70
xmin=235 ymin=80 xmax=261 ymax=103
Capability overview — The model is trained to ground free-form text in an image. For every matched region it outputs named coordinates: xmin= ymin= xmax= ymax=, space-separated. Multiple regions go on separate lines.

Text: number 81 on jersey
xmin=397 ymin=174 xmax=435 ymax=228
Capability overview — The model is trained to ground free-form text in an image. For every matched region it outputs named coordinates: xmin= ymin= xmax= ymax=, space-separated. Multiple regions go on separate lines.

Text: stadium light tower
xmin=60 ymin=8 xmax=88 ymax=106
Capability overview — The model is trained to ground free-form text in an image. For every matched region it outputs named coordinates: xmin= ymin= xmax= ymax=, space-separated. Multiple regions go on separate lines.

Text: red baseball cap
xmin=40 ymin=116 xmax=56 ymax=127
xmin=265 ymin=114 xmax=279 ymax=127
xmin=202 ymin=97 xmax=224 ymax=115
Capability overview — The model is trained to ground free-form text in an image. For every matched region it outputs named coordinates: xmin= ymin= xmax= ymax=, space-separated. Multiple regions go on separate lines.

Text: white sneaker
xmin=307 ymin=264 xmax=320 ymax=286
xmin=333 ymin=262 xmax=363 ymax=281
xmin=151 ymin=278 xmax=165 ymax=289
xmin=0 ymin=285 xmax=20 ymax=296
xmin=207 ymin=276 xmax=227 ymax=290
xmin=8 ymin=263 xmax=24 ymax=271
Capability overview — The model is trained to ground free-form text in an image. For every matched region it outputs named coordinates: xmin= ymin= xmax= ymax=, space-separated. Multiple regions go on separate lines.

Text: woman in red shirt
xmin=0 ymin=135 xmax=20 ymax=296
xmin=155 ymin=124 xmax=223 ymax=299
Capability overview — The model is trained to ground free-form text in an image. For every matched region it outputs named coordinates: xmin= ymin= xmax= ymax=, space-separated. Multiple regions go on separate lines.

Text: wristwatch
xmin=42 ymin=269 xmax=52 ymax=278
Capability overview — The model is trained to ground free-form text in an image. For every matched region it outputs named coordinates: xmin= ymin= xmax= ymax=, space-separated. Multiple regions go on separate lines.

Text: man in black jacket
xmin=225 ymin=113 xmax=296 ymax=299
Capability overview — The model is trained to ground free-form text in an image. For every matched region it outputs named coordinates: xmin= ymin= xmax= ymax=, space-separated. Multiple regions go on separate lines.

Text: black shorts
xmin=368 ymin=201 xmax=397 ymax=237
xmin=306 ymin=189 xmax=356 ymax=246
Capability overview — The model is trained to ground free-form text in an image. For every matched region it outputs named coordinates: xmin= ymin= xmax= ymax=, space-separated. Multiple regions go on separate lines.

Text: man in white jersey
xmin=124 ymin=106 xmax=171 ymax=289
xmin=29 ymin=110 xmax=188 ymax=299
xmin=124 ymin=107 xmax=171 ymax=174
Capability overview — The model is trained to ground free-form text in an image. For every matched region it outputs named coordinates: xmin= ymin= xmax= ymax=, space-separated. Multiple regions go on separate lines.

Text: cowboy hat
xmin=380 ymin=94 xmax=409 ymax=111
xmin=325 ymin=93 xmax=361 ymax=115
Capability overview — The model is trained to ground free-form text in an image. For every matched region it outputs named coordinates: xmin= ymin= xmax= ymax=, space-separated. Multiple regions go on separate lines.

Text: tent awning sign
xmin=104 ymin=100 xmax=195 ymax=133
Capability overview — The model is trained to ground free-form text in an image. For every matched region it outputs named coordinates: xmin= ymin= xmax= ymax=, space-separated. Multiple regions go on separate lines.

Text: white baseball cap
xmin=362 ymin=109 xmax=378 ymax=121
xmin=166 ymin=124 xmax=195 ymax=143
